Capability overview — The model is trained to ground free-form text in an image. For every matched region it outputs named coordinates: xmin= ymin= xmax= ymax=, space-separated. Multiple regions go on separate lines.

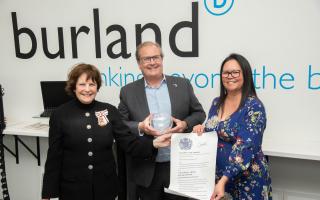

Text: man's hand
xmin=138 ymin=114 xmax=161 ymax=136
xmin=167 ymin=117 xmax=187 ymax=133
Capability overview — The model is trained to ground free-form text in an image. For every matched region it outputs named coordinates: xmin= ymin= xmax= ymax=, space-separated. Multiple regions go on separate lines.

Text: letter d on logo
xmin=214 ymin=0 xmax=226 ymax=8
xmin=204 ymin=0 xmax=234 ymax=16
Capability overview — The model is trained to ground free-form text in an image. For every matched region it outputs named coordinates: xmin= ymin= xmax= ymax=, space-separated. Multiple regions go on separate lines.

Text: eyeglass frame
xmin=221 ymin=70 xmax=241 ymax=78
xmin=139 ymin=55 xmax=163 ymax=64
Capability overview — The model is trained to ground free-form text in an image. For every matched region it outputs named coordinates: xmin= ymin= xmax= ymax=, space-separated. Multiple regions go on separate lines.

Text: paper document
xmin=166 ymin=132 xmax=218 ymax=200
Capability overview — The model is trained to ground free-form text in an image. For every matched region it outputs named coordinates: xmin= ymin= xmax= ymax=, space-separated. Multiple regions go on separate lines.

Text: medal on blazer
xmin=95 ymin=109 xmax=109 ymax=127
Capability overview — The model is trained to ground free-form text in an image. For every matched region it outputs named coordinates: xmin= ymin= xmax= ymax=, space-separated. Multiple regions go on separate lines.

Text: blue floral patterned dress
xmin=205 ymin=96 xmax=272 ymax=200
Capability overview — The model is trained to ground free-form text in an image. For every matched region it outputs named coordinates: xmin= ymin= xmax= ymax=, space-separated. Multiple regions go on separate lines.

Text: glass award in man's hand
xmin=151 ymin=113 xmax=173 ymax=134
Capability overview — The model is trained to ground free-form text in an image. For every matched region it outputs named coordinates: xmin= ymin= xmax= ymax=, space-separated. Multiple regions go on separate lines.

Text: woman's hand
xmin=210 ymin=176 xmax=228 ymax=200
xmin=153 ymin=133 xmax=172 ymax=148
xmin=192 ymin=124 xmax=205 ymax=136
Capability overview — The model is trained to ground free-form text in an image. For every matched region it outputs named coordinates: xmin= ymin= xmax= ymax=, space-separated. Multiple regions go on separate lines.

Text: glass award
xmin=150 ymin=113 xmax=173 ymax=134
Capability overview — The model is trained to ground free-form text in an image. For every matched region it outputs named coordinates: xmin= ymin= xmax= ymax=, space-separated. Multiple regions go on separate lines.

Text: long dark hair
xmin=218 ymin=53 xmax=257 ymax=109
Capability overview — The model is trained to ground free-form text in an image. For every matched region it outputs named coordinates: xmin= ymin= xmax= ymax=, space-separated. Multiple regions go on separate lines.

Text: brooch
xmin=95 ymin=109 xmax=109 ymax=127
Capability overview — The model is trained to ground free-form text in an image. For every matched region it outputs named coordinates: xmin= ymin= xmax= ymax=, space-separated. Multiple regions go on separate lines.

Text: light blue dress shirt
xmin=145 ymin=77 xmax=171 ymax=162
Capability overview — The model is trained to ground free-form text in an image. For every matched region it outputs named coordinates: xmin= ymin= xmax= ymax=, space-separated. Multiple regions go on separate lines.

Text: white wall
xmin=270 ymin=157 xmax=320 ymax=200
xmin=0 ymin=0 xmax=319 ymax=153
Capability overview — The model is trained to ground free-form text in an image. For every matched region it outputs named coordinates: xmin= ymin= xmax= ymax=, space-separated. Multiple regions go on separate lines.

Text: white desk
xmin=262 ymin=139 xmax=320 ymax=161
xmin=3 ymin=118 xmax=49 ymax=137
xmin=2 ymin=118 xmax=49 ymax=166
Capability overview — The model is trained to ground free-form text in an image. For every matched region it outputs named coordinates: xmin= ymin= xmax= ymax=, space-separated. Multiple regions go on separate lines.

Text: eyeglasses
xmin=140 ymin=55 xmax=162 ymax=64
xmin=221 ymin=70 xmax=241 ymax=78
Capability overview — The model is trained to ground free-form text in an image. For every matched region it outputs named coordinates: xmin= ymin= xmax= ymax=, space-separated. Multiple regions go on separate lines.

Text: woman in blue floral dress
xmin=193 ymin=54 xmax=272 ymax=200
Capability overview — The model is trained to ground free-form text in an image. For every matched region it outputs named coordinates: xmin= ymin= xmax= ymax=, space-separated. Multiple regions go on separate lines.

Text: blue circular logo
xmin=204 ymin=0 xmax=235 ymax=16
xmin=179 ymin=138 xmax=193 ymax=150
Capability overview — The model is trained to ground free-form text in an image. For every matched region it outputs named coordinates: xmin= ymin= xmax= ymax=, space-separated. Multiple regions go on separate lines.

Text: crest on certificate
xmin=179 ymin=137 xmax=193 ymax=150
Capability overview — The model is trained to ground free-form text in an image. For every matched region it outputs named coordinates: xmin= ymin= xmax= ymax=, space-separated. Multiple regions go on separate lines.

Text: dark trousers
xmin=137 ymin=162 xmax=188 ymax=200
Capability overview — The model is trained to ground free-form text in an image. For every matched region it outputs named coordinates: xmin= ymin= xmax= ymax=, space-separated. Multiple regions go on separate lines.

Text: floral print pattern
xmin=205 ymin=96 xmax=272 ymax=199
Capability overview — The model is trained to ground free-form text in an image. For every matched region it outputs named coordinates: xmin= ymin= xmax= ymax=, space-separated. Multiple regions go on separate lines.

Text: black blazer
xmin=42 ymin=99 xmax=156 ymax=200
xmin=118 ymin=75 xmax=206 ymax=187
